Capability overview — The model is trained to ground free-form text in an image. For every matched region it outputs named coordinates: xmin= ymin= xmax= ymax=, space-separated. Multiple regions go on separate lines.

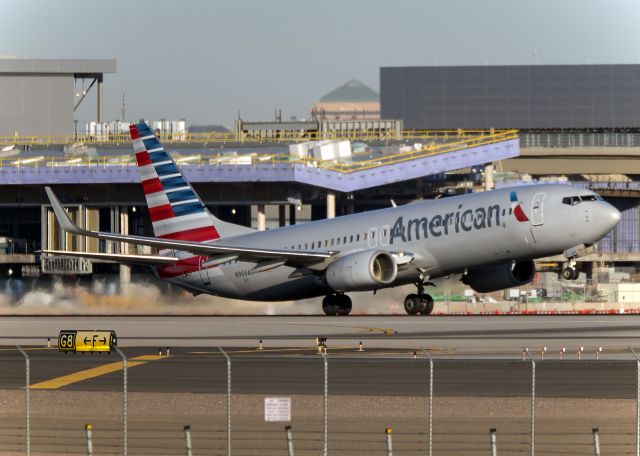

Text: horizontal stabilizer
xmin=41 ymin=250 xmax=180 ymax=266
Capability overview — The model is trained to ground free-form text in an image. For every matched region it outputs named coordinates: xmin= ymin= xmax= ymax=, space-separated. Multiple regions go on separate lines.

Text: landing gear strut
xmin=322 ymin=293 xmax=352 ymax=316
xmin=404 ymin=283 xmax=435 ymax=316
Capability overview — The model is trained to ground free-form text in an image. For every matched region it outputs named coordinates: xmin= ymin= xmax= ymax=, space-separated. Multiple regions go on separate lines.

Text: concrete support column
xmin=119 ymin=206 xmax=130 ymax=284
xmin=289 ymin=204 xmax=296 ymax=225
xmin=278 ymin=205 xmax=286 ymax=227
xmin=327 ymin=191 xmax=336 ymax=219
xmin=97 ymin=75 xmax=104 ymax=123
xmin=484 ymin=162 xmax=494 ymax=191
xmin=257 ymin=204 xmax=266 ymax=231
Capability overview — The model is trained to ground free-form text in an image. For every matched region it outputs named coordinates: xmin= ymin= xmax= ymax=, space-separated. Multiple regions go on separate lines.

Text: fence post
xmin=422 ymin=349 xmax=434 ymax=456
xmin=16 ymin=346 xmax=30 ymax=456
xmin=218 ymin=347 xmax=231 ymax=456
xmin=592 ymin=427 xmax=600 ymax=456
xmin=184 ymin=425 xmax=193 ymax=456
xmin=321 ymin=351 xmax=328 ymax=456
xmin=523 ymin=350 xmax=535 ymax=456
xmin=630 ymin=348 xmax=640 ymax=456
xmin=285 ymin=425 xmax=294 ymax=456
xmin=385 ymin=427 xmax=393 ymax=456
xmin=490 ymin=428 xmax=497 ymax=456
xmin=114 ymin=347 xmax=128 ymax=456
xmin=85 ymin=424 xmax=93 ymax=456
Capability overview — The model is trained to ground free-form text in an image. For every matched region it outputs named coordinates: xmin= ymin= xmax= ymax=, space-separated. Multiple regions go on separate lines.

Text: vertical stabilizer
xmin=129 ymin=122 xmax=251 ymax=241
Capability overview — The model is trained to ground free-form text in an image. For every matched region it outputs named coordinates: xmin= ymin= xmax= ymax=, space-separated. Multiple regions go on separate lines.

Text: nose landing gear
xmin=322 ymin=293 xmax=352 ymax=316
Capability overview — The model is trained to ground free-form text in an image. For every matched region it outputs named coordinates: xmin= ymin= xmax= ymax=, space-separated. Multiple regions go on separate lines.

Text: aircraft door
xmin=531 ymin=193 xmax=546 ymax=226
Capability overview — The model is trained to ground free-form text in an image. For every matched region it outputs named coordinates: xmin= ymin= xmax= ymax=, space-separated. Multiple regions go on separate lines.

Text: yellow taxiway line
xmin=30 ymin=355 xmax=165 ymax=390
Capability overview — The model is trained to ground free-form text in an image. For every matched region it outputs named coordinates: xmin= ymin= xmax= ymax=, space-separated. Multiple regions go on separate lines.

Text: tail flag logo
xmin=510 ymin=191 xmax=529 ymax=222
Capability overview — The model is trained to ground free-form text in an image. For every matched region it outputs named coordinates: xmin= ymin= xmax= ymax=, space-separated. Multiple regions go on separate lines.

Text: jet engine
xmin=325 ymin=250 xmax=397 ymax=292
xmin=462 ymin=260 xmax=535 ymax=293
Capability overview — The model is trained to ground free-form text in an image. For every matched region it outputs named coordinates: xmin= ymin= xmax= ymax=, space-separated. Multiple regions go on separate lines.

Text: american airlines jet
xmin=43 ymin=122 xmax=621 ymax=315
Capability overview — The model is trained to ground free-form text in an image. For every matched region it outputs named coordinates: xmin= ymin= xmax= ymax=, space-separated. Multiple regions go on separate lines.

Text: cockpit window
xmin=563 ymin=194 xmax=602 ymax=205
xmin=562 ymin=196 xmax=582 ymax=206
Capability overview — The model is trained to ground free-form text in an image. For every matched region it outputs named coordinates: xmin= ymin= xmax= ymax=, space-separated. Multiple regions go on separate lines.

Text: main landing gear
xmin=322 ymin=293 xmax=352 ymax=316
xmin=562 ymin=260 xmax=580 ymax=281
xmin=404 ymin=283 xmax=434 ymax=316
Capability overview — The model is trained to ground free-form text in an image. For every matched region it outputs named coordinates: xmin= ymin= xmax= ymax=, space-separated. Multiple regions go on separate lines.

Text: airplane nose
xmin=602 ymin=203 xmax=621 ymax=232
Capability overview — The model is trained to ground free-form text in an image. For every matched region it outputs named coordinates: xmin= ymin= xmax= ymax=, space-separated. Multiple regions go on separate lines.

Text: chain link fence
xmin=1 ymin=346 xmax=639 ymax=455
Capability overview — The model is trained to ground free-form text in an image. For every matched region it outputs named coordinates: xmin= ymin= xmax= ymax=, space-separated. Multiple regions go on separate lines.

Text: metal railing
xmin=0 ymin=130 xmax=518 ymax=174
xmin=0 ymin=129 xmax=516 ymax=147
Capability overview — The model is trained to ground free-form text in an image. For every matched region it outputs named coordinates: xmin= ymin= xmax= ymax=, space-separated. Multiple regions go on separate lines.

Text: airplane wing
xmin=44 ymin=187 xmax=332 ymax=265
xmin=41 ymin=250 xmax=180 ymax=266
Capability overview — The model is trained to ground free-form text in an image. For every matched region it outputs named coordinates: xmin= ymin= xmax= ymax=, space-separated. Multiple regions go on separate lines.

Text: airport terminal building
xmin=380 ymin=64 xmax=640 ymax=130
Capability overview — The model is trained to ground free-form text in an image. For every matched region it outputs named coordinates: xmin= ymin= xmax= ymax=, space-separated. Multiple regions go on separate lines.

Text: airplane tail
xmin=129 ymin=122 xmax=251 ymax=242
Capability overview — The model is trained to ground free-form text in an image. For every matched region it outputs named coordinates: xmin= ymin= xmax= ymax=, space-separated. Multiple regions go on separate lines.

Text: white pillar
xmin=327 ymin=192 xmax=336 ymax=219
xmin=257 ymin=204 xmax=266 ymax=231
xmin=484 ymin=163 xmax=494 ymax=191
xmin=119 ymin=207 xmax=130 ymax=284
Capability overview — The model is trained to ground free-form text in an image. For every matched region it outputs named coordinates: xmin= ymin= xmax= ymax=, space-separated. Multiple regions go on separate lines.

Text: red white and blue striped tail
xmin=129 ymin=122 xmax=227 ymax=243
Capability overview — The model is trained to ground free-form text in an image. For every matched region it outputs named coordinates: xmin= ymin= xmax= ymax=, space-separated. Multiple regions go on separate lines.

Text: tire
xmin=418 ymin=294 xmax=434 ymax=315
xmin=571 ymin=268 xmax=580 ymax=280
xmin=322 ymin=295 xmax=340 ymax=316
xmin=404 ymin=294 xmax=420 ymax=315
xmin=562 ymin=268 xmax=574 ymax=281
xmin=337 ymin=294 xmax=352 ymax=316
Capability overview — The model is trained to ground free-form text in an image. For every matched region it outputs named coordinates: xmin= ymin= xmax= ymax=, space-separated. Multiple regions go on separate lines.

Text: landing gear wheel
xmin=404 ymin=294 xmax=421 ymax=315
xmin=322 ymin=293 xmax=351 ymax=316
xmin=322 ymin=295 xmax=340 ymax=316
xmin=418 ymin=294 xmax=434 ymax=315
xmin=562 ymin=267 xmax=579 ymax=281
xmin=337 ymin=294 xmax=352 ymax=316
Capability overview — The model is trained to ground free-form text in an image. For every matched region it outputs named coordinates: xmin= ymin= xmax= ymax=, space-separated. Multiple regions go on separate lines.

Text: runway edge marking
xmin=30 ymin=355 xmax=165 ymax=390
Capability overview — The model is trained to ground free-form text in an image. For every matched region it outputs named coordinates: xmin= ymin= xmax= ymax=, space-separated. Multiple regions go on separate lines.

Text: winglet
xmin=44 ymin=187 xmax=88 ymax=235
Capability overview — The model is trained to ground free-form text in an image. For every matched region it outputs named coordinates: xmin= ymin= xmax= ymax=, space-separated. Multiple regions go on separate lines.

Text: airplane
xmin=42 ymin=122 xmax=621 ymax=316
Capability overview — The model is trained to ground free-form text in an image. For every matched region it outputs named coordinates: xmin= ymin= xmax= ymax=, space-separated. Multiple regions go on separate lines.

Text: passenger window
xmin=305 ymin=243 xmax=308 ymax=249
xmin=298 ymin=244 xmax=301 ymax=249
xmin=502 ymin=209 xmax=506 ymax=216
xmin=364 ymin=232 xmax=368 ymax=240
xmin=356 ymin=234 xmax=360 ymax=241
xmin=509 ymin=208 xmax=512 ymax=214
xmin=324 ymin=240 xmax=328 ymax=247
xmin=336 ymin=238 xmax=340 ymax=245
xmin=350 ymin=235 xmax=353 ymax=242
xmin=311 ymin=242 xmax=315 ymax=249
xmin=343 ymin=236 xmax=347 ymax=243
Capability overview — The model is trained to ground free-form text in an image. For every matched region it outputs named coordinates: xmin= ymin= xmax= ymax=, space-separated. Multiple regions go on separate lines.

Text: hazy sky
xmin=3 ymin=0 xmax=640 ymax=128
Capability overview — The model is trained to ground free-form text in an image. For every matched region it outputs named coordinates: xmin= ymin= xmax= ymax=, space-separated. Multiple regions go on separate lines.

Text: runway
xmin=1 ymin=315 xmax=640 ymax=355
xmin=0 ymin=346 xmax=636 ymax=398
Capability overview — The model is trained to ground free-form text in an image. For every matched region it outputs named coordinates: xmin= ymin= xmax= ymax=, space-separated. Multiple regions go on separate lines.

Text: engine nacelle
xmin=463 ymin=260 xmax=536 ymax=293
xmin=325 ymin=250 xmax=398 ymax=292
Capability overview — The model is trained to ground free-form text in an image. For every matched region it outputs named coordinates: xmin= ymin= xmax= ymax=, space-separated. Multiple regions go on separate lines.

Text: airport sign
xmin=264 ymin=397 xmax=291 ymax=422
xmin=58 ymin=330 xmax=117 ymax=353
